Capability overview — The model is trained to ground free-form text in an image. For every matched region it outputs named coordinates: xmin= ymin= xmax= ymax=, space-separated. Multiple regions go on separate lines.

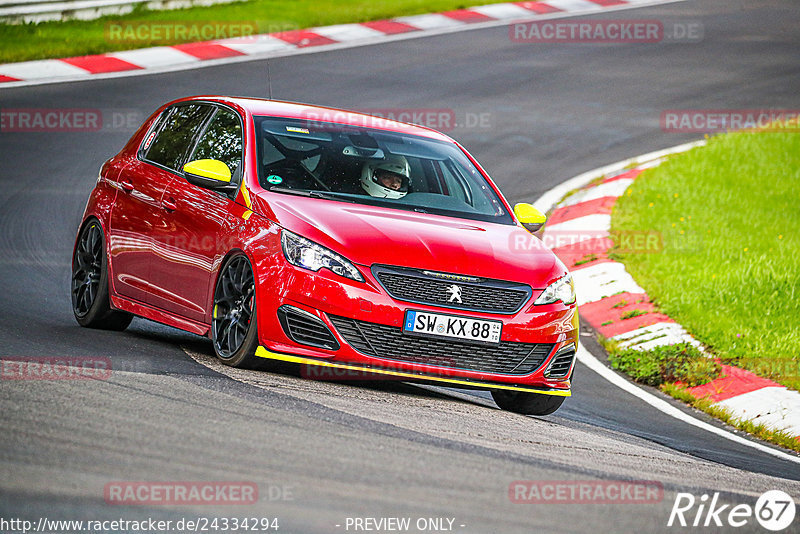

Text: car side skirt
xmin=255 ymin=346 xmax=571 ymax=396
xmin=111 ymin=294 xmax=210 ymax=336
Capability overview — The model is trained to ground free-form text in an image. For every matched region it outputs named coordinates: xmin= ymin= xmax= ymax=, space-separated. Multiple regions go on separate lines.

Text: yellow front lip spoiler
xmin=255 ymin=346 xmax=571 ymax=397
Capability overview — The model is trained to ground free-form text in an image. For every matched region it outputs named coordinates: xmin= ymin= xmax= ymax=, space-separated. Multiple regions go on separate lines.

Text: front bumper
xmin=254 ymin=347 xmax=572 ymax=396
xmin=254 ymin=260 xmax=578 ymax=393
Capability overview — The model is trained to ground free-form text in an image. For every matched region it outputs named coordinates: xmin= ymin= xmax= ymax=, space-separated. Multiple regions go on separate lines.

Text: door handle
xmin=120 ymin=180 xmax=134 ymax=192
xmin=162 ymin=197 xmax=178 ymax=211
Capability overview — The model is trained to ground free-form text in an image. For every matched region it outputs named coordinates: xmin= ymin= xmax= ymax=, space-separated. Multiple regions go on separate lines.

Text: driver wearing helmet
xmin=360 ymin=155 xmax=410 ymax=199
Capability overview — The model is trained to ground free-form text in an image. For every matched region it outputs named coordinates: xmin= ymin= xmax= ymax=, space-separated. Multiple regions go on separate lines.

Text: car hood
xmin=258 ymin=194 xmax=563 ymax=288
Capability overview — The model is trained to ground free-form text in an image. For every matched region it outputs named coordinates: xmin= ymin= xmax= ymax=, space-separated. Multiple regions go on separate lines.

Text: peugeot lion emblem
xmin=446 ymin=284 xmax=463 ymax=304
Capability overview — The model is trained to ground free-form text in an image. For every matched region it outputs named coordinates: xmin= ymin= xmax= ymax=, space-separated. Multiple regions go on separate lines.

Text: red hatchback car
xmin=72 ymin=96 xmax=577 ymax=415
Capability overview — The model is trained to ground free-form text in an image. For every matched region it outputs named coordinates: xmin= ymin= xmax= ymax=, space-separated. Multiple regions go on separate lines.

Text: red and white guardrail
xmin=0 ymin=0 xmax=679 ymax=85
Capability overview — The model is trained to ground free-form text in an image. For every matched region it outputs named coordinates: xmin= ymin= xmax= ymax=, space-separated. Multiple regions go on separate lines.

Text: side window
xmin=191 ymin=108 xmax=244 ymax=176
xmin=144 ymin=104 xmax=213 ymax=172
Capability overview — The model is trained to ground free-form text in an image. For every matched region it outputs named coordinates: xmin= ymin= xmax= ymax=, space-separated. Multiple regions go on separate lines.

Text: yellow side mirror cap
xmin=183 ymin=159 xmax=232 ymax=185
xmin=514 ymin=203 xmax=546 ymax=232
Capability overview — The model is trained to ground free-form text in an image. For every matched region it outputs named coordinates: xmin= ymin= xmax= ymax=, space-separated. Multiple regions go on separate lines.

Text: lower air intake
xmin=278 ymin=306 xmax=339 ymax=351
xmin=544 ymin=346 xmax=575 ymax=379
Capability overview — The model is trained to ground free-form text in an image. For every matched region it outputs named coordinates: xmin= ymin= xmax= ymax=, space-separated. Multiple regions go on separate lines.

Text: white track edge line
xmin=575 ymin=344 xmax=800 ymax=464
xmin=0 ymin=0 xmax=689 ymax=90
xmin=534 ymin=141 xmax=800 ymax=464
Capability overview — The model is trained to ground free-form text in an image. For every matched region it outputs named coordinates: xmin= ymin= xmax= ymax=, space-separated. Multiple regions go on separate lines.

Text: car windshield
xmin=254 ymin=116 xmax=513 ymax=224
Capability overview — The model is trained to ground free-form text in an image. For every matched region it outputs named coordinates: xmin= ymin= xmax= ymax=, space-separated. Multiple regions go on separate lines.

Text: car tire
xmin=71 ymin=220 xmax=133 ymax=331
xmin=211 ymin=254 xmax=260 ymax=368
xmin=491 ymin=390 xmax=565 ymax=416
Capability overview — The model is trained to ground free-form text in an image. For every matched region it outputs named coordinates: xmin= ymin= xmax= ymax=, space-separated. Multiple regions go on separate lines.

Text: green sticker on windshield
xmin=267 ymin=175 xmax=283 ymax=184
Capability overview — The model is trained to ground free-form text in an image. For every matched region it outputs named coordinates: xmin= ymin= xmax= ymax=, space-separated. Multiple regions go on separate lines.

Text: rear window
xmin=143 ymin=104 xmax=214 ymax=172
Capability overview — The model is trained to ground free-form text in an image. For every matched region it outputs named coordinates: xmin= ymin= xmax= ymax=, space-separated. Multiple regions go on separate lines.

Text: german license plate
xmin=403 ymin=310 xmax=502 ymax=344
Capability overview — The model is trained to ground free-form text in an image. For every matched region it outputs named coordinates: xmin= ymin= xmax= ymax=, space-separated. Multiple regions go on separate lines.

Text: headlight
xmin=281 ymin=230 xmax=364 ymax=282
xmin=534 ymin=273 xmax=576 ymax=305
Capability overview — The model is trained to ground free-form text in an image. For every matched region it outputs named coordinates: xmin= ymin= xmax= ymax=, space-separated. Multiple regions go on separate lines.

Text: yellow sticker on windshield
xmin=286 ymin=126 xmax=310 ymax=134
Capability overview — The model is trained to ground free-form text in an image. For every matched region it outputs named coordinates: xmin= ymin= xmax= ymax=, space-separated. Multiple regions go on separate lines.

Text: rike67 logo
xmin=668 ymin=490 xmax=796 ymax=531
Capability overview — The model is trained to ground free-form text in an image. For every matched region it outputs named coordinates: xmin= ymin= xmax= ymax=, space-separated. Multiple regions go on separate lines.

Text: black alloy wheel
xmin=212 ymin=255 xmax=259 ymax=367
xmin=71 ymin=220 xmax=132 ymax=330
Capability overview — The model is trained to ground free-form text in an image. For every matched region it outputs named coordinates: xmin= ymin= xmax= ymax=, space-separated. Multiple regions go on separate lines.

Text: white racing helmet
xmin=361 ymin=155 xmax=410 ymax=199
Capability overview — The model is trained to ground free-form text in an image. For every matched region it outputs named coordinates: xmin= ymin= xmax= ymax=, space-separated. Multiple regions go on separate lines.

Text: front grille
xmin=328 ymin=315 xmax=553 ymax=375
xmin=373 ymin=265 xmax=531 ymax=314
xmin=278 ymin=306 xmax=339 ymax=350
xmin=544 ymin=346 xmax=575 ymax=378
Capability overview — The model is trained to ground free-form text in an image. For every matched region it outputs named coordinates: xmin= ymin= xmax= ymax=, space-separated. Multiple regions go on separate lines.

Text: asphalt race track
xmin=1 ymin=0 xmax=799 ymax=532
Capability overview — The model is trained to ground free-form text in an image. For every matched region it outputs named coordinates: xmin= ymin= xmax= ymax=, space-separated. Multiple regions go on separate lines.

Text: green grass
xmin=609 ymin=342 xmax=720 ymax=387
xmin=619 ymin=309 xmax=647 ymax=320
xmin=611 ymin=131 xmax=800 ymax=390
xmin=573 ymin=253 xmax=597 ymax=266
xmin=0 ymin=0 xmax=513 ymax=63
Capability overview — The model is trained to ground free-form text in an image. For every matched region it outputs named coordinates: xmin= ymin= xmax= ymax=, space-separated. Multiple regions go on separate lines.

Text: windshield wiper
xmin=308 ymin=191 xmax=360 ymax=203
xmin=268 ymin=187 xmax=358 ymax=203
xmin=268 ymin=186 xmax=313 ymax=196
